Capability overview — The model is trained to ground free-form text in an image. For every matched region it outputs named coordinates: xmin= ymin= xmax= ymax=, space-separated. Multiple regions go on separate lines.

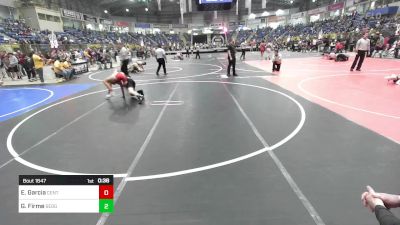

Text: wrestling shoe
xmin=385 ymin=74 xmax=398 ymax=81
xmin=105 ymin=92 xmax=114 ymax=100
xmin=137 ymin=95 xmax=144 ymax=104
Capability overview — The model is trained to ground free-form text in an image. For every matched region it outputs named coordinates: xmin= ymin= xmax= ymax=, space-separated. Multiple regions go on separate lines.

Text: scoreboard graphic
xmin=19 ymin=175 xmax=114 ymax=213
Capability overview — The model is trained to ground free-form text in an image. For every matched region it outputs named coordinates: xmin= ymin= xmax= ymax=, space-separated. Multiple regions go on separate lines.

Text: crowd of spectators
xmin=1 ymin=10 xmax=399 ymax=85
xmin=0 ymin=18 xmax=184 ymax=49
xmin=0 ymin=44 xmax=154 ymax=85
xmin=238 ymin=13 xmax=400 ymax=58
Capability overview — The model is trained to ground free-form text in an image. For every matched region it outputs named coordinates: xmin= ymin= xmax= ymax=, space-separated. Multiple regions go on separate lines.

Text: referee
xmin=155 ymin=44 xmax=167 ymax=76
xmin=227 ymin=40 xmax=237 ymax=76
xmin=351 ymin=33 xmax=370 ymax=72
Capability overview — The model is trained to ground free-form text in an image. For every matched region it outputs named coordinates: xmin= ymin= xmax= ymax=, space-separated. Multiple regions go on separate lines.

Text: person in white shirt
xmin=272 ymin=49 xmax=282 ymax=72
xmin=351 ymin=33 xmax=370 ymax=71
xmin=119 ymin=45 xmax=130 ymax=76
xmin=155 ymin=45 xmax=167 ymax=76
xmin=8 ymin=53 xmax=20 ymax=80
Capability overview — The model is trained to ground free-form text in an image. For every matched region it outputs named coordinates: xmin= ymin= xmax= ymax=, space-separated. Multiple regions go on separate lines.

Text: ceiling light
xmin=145 ymin=8 xmax=148 ymax=11
xmin=126 ymin=8 xmax=129 ymax=12
xmin=104 ymin=10 xmax=108 ymax=13
xmin=290 ymin=0 xmax=293 ymax=3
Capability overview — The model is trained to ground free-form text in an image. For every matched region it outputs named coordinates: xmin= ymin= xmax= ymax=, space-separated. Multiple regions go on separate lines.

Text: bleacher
xmin=0 ymin=10 xmax=398 ymax=48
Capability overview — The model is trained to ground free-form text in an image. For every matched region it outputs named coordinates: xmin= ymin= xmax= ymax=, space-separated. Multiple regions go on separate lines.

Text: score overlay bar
xmin=19 ymin=175 xmax=114 ymax=213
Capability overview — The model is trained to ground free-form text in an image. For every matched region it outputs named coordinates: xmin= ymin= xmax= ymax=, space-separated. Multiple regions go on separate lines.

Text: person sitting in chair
xmin=53 ymin=58 xmax=73 ymax=80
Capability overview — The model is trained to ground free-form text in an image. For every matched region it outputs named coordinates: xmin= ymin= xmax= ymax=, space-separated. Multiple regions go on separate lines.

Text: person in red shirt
xmin=259 ymin=41 xmax=266 ymax=59
xmin=335 ymin=41 xmax=344 ymax=53
xmin=383 ymin=36 xmax=389 ymax=50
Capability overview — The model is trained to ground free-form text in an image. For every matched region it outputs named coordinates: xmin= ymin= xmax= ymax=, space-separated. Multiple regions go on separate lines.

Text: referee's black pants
xmin=351 ymin=50 xmax=367 ymax=70
xmin=227 ymin=58 xmax=236 ymax=75
xmin=156 ymin=58 xmax=166 ymax=75
xmin=240 ymin=50 xmax=246 ymax=60
xmin=121 ymin=59 xmax=129 ymax=76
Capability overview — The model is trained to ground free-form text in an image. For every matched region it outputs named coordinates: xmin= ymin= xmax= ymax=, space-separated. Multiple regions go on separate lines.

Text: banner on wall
xmin=153 ymin=23 xmax=170 ymax=29
xmin=267 ymin=16 xmax=286 ymax=22
xmin=308 ymin=7 xmax=326 ymax=15
xmin=247 ymin=19 xmax=261 ymax=25
xmin=189 ymin=24 xmax=204 ymax=29
xmin=328 ymin=2 xmax=345 ymax=11
xmin=172 ymin=24 xmax=188 ymax=28
xmin=366 ymin=6 xmax=399 ymax=16
xmin=60 ymin=8 xmax=83 ymax=21
xmin=291 ymin=12 xmax=306 ymax=19
xmin=115 ymin=21 xmax=129 ymax=27
xmin=135 ymin=23 xmax=151 ymax=28
xmin=83 ymin=14 xmax=97 ymax=23
xmin=100 ymin=19 xmax=113 ymax=25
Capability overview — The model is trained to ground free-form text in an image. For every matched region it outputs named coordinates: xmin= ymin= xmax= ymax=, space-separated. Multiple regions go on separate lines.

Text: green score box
xmin=99 ymin=199 xmax=114 ymax=213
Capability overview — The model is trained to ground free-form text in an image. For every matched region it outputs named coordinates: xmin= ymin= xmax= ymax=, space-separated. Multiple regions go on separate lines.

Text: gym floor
xmin=0 ymin=51 xmax=399 ymax=225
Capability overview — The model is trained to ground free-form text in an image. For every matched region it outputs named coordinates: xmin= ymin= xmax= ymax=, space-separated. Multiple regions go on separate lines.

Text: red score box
xmin=99 ymin=185 xmax=114 ymax=199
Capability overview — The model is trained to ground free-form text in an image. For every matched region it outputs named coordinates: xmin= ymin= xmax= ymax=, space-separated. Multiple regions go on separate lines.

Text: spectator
xmin=395 ymin=37 xmax=400 ymax=59
xmin=260 ymin=40 xmax=266 ymax=59
xmin=8 ymin=53 xmax=20 ymax=80
xmin=373 ymin=33 xmax=385 ymax=58
xmin=335 ymin=41 xmax=344 ymax=53
xmin=0 ymin=53 xmax=6 ymax=82
xmin=63 ymin=58 xmax=75 ymax=77
xmin=22 ymin=52 xmax=36 ymax=82
xmin=32 ymin=51 xmax=45 ymax=83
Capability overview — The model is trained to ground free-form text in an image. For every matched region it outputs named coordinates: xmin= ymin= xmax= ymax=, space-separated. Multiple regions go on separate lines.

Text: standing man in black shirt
xmin=227 ymin=40 xmax=237 ymax=77
xmin=185 ymin=45 xmax=190 ymax=58
xmin=195 ymin=46 xmax=200 ymax=59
